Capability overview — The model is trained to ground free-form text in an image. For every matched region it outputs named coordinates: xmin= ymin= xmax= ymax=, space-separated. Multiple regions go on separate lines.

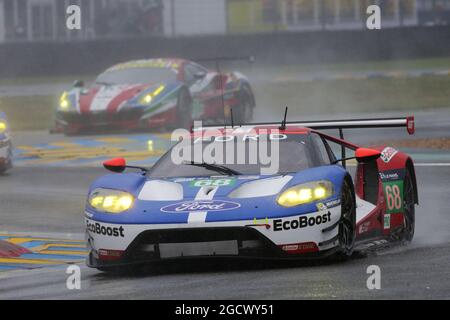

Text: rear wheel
xmin=234 ymin=86 xmax=254 ymax=125
xmin=0 ymin=142 xmax=13 ymax=173
xmin=334 ymin=178 xmax=356 ymax=259
xmin=175 ymin=88 xmax=192 ymax=130
xmin=400 ymin=169 xmax=415 ymax=242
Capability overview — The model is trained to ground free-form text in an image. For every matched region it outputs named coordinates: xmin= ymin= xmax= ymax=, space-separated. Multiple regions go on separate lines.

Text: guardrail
xmin=1 ymin=26 xmax=450 ymax=78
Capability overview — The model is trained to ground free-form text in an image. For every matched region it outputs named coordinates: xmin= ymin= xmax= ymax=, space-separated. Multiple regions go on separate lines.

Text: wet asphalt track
xmin=0 ymin=108 xmax=449 ymax=299
xmin=0 ymin=164 xmax=449 ymax=299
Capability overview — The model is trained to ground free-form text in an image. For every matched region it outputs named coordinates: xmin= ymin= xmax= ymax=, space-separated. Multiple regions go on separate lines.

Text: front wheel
xmin=334 ymin=178 xmax=356 ymax=259
xmin=175 ymin=89 xmax=192 ymax=130
xmin=0 ymin=142 xmax=13 ymax=174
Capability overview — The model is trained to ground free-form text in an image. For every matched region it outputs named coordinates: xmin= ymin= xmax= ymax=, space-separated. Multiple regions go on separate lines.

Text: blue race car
xmin=0 ymin=112 xmax=12 ymax=173
xmin=84 ymin=116 xmax=418 ymax=271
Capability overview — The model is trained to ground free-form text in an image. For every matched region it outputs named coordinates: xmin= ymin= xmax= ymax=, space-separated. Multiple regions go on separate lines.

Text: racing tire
xmin=175 ymin=88 xmax=193 ymax=130
xmin=63 ymin=126 xmax=80 ymax=137
xmin=0 ymin=164 xmax=8 ymax=174
xmin=334 ymin=178 xmax=356 ymax=259
xmin=0 ymin=142 xmax=13 ymax=174
xmin=400 ymin=168 xmax=415 ymax=243
xmin=234 ymin=86 xmax=254 ymax=125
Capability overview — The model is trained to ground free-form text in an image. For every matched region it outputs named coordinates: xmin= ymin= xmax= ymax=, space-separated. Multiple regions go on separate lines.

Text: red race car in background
xmin=54 ymin=58 xmax=255 ymax=135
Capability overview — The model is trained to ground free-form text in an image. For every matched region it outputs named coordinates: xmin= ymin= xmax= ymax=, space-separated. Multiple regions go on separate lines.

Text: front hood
xmin=139 ymin=175 xmax=291 ymax=200
xmin=64 ymin=81 xmax=176 ymax=114
xmin=87 ymin=166 xmax=347 ymax=225
xmin=77 ymin=83 xmax=149 ymax=114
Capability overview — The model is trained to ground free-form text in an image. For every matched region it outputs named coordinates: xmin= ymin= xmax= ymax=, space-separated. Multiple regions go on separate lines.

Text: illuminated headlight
xmin=139 ymin=85 xmax=165 ymax=105
xmin=59 ymin=91 xmax=71 ymax=110
xmin=142 ymin=94 xmax=152 ymax=104
xmin=0 ymin=121 xmax=7 ymax=133
xmin=277 ymin=180 xmax=333 ymax=207
xmin=88 ymin=189 xmax=134 ymax=214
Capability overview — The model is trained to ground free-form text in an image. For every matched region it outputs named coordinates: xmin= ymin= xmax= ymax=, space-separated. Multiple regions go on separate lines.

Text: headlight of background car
xmin=277 ymin=180 xmax=333 ymax=207
xmin=59 ymin=91 xmax=71 ymax=110
xmin=139 ymin=85 xmax=165 ymax=105
xmin=0 ymin=121 xmax=7 ymax=133
xmin=88 ymin=188 xmax=134 ymax=214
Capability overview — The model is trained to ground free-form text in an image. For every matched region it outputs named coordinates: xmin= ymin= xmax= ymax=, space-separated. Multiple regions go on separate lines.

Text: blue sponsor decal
xmin=161 ymin=200 xmax=241 ymax=213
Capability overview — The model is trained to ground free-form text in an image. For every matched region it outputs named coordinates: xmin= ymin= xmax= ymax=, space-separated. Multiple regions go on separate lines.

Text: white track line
xmin=0 ymin=231 xmax=84 ymax=240
xmin=414 ymin=163 xmax=450 ymax=167
xmin=347 ymin=163 xmax=450 ymax=167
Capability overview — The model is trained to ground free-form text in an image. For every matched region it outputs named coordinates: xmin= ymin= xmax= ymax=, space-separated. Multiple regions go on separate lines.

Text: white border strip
xmin=414 ymin=163 xmax=450 ymax=167
xmin=347 ymin=162 xmax=450 ymax=167
xmin=187 ymin=186 xmax=219 ymax=224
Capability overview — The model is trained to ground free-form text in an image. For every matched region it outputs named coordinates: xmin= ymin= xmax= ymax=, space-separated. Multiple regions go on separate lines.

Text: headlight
xmin=142 ymin=94 xmax=152 ymax=104
xmin=277 ymin=180 xmax=333 ymax=207
xmin=59 ymin=91 xmax=71 ymax=110
xmin=0 ymin=121 xmax=7 ymax=133
xmin=139 ymin=85 xmax=165 ymax=105
xmin=88 ymin=189 xmax=134 ymax=214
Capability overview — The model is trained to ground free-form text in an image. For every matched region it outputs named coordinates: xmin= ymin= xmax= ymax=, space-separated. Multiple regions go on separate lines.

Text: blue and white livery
xmin=85 ymin=117 xmax=418 ymax=271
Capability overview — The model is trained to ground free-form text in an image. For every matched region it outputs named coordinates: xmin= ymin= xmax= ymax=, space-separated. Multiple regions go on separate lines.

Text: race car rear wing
xmin=200 ymin=116 xmax=415 ymax=135
xmin=274 ymin=116 xmax=415 ymax=134
xmin=199 ymin=115 xmax=414 ymax=168
xmin=194 ymin=56 xmax=255 ymax=64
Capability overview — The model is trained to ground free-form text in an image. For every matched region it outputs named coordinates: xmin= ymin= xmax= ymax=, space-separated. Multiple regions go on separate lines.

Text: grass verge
xmin=1 ymin=75 xmax=450 ymax=131
xmin=376 ymin=138 xmax=450 ymax=150
xmin=238 ymin=57 xmax=450 ymax=76
xmin=0 ymin=95 xmax=56 ymax=131
xmin=254 ymin=76 xmax=450 ymax=116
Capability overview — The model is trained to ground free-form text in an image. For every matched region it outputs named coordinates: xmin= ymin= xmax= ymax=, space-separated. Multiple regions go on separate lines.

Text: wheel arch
xmin=179 ymin=85 xmax=193 ymax=104
xmin=343 ymin=173 xmax=356 ymax=217
xmin=333 ymin=171 xmax=357 ymax=259
xmin=343 ymin=173 xmax=355 ymax=193
xmin=239 ymin=81 xmax=255 ymax=108
xmin=370 ymin=145 xmax=419 ymax=206
xmin=405 ymin=157 xmax=419 ymax=205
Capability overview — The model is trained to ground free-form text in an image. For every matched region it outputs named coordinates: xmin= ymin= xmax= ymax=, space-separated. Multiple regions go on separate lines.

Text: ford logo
xmin=161 ymin=200 xmax=240 ymax=213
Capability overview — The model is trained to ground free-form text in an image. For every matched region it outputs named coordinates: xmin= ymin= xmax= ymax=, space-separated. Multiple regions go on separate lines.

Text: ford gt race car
xmin=0 ymin=112 xmax=12 ymax=173
xmin=84 ymin=116 xmax=417 ymax=271
xmin=54 ymin=58 xmax=255 ymax=135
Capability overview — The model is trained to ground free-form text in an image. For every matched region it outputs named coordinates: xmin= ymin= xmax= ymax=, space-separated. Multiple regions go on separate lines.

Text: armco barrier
xmin=1 ymin=26 xmax=450 ymax=78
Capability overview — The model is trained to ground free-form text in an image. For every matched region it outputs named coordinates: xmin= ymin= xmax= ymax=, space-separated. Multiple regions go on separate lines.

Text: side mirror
xmin=73 ymin=80 xmax=84 ymax=88
xmin=103 ymin=158 xmax=126 ymax=173
xmin=194 ymin=71 xmax=207 ymax=80
xmin=355 ymin=148 xmax=381 ymax=163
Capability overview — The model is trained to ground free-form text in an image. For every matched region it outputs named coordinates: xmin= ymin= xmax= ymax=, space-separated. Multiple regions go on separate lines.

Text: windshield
xmin=95 ymin=67 xmax=177 ymax=85
xmin=149 ymin=134 xmax=314 ymax=178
